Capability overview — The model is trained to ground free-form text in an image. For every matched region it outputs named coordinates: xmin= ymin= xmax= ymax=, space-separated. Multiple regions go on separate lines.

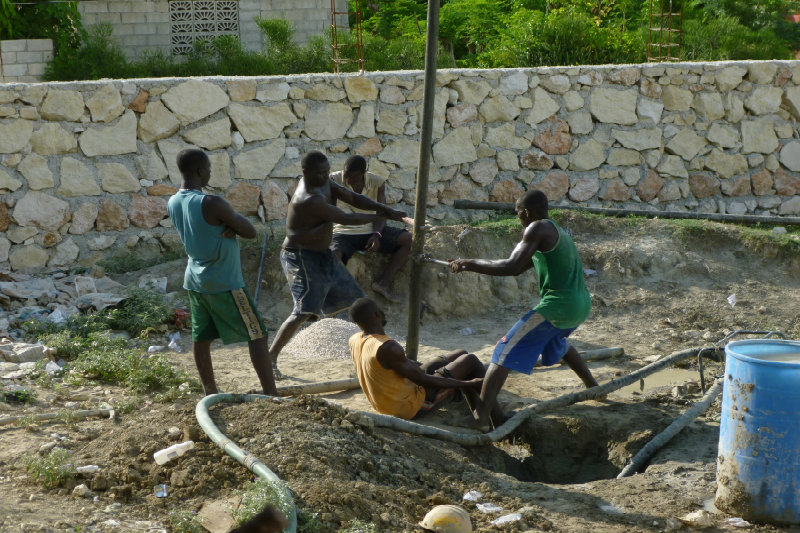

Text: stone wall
xmin=1 ymin=61 xmax=800 ymax=272
xmin=78 ymin=0 xmax=347 ymax=58
xmin=0 ymin=40 xmax=53 ymax=83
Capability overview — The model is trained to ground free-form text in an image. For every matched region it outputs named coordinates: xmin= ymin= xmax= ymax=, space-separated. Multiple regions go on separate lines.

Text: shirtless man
xmin=269 ymin=151 xmax=407 ymax=378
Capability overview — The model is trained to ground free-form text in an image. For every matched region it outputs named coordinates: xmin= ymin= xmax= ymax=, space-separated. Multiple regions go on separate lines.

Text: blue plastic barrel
xmin=716 ymin=339 xmax=800 ymax=524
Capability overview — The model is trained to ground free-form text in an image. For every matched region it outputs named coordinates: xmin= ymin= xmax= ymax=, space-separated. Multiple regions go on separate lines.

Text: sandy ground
xmin=2 ymin=212 xmax=800 ymax=533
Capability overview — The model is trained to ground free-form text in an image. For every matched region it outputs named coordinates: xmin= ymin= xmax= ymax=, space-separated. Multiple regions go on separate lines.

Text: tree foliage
xmin=354 ymin=0 xmax=797 ymax=67
xmin=0 ymin=0 xmax=84 ymax=51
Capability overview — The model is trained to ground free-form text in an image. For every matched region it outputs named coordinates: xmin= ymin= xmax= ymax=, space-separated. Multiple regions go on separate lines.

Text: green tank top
xmin=531 ymin=219 xmax=591 ymax=328
xmin=167 ymin=189 xmax=245 ymax=294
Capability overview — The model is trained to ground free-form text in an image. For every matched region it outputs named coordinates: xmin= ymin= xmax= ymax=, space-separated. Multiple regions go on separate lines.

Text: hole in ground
xmin=475 ymin=402 xmax=685 ymax=484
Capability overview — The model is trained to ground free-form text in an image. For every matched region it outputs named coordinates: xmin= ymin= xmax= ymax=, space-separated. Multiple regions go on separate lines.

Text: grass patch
xmin=338 ymin=519 xmax=377 ymax=533
xmin=97 ymin=250 xmax=184 ymax=275
xmin=24 ymin=287 xmax=174 ymax=340
xmin=233 ymin=478 xmax=296 ymax=529
xmin=22 ymin=448 xmax=77 ymax=488
xmin=297 ymin=510 xmax=322 ymax=533
xmin=470 ymin=214 xmax=521 ymax=236
xmin=2 ymin=386 xmax=37 ymax=404
xmin=12 ymin=414 xmax=40 ymax=432
xmin=22 ymin=288 xmax=198 ymax=395
xmin=169 ymin=510 xmax=205 ymax=533
xmin=67 ymin=334 xmax=196 ymax=394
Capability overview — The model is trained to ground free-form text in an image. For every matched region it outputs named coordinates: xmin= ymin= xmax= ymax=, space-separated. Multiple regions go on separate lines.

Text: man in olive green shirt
xmin=449 ymin=189 xmax=600 ymax=430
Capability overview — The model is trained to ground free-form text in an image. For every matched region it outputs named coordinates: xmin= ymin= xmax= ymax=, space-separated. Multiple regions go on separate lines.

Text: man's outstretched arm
xmin=332 ymin=180 xmax=406 ymax=222
xmin=377 ymin=341 xmax=482 ymax=390
xmin=449 ymin=224 xmax=539 ymax=276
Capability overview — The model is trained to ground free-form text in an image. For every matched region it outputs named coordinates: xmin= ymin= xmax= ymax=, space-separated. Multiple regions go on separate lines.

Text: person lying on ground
xmin=348 ymin=297 xmax=506 ymax=422
xmin=449 ymin=189 xmax=600 ymax=431
xmin=229 ymin=505 xmax=288 ymax=533
xmin=330 ymin=155 xmax=412 ymax=303
xmin=167 ymin=148 xmax=277 ymax=396
xmin=269 ymin=151 xmax=408 ymax=379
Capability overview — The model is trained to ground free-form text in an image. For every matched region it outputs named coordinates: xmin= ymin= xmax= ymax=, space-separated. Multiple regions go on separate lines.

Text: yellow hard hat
xmin=419 ymin=505 xmax=472 ymax=533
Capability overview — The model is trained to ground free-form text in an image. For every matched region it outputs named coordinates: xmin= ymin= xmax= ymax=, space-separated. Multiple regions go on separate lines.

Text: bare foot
xmin=371 ymin=281 xmax=401 ymax=303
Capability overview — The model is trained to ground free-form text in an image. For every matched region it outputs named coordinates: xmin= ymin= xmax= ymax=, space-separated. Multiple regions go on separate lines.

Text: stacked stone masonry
xmin=0 ymin=40 xmax=53 ymax=83
xmin=1 ymin=61 xmax=800 ymax=271
xmin=78 ymin=0 xmax=348 ymax=59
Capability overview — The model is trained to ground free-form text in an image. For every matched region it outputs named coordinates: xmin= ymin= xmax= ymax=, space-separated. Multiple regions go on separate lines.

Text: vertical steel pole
xmin=405 ymin=0 xmax=440 ymax=361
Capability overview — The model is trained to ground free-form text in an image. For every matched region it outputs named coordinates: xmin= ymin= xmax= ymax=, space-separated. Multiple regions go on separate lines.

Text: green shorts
xmin=188 ymin=287 xmax=267 ymax=344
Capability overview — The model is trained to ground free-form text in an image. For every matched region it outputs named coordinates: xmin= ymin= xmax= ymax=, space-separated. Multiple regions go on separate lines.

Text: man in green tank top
xmin=167 ymin=149 xmax=276 ymax=397
xmin=449 ymin=190 xmax=600 ymax=430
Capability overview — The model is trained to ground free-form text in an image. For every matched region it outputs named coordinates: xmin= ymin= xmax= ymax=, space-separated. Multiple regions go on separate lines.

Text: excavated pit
xmin=480 ymin=401 xmax=686 ymax=484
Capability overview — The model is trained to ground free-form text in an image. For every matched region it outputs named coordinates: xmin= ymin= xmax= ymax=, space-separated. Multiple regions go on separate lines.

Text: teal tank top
xmin=167 ymin=189 xmax=245 ymax=294
xmin=531 ymin=219 xmax=591 ymax=329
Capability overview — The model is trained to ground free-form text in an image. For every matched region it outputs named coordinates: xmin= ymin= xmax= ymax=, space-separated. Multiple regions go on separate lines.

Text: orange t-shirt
xmin=349 ymin=332 xmax=425 ymax=419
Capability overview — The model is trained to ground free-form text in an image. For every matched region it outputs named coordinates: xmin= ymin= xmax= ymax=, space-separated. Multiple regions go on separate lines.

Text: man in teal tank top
xmin=449 ymin=190 xmax=600 ymax=430
xmin=167 ymin=149 xmax=276 ymax=397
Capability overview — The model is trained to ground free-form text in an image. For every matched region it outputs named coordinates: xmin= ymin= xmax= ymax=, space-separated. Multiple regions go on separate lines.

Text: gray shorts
xmin=280 ymin=247 xmax=366 ymax=319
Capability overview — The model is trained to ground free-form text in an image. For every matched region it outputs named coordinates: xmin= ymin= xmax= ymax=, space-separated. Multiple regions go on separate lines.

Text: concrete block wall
xmin=78 ymin=1 xmax=170 ymax=58
xmin=0 ymin=40 xmax=54 ymax=83
xmin=78 ymin=0 xmax=347 ymax=59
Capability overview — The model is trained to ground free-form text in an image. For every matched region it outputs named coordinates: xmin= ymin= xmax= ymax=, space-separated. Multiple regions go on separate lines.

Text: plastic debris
xmin=727 ymin=294 xmax=737 ymax=307
xmin=679 ymin=509 xmax=715 ymax=528
xmin=583 ymin=268 xmax=598 ymax=276
xmin=139 ymin=276 xmax=168 ymax=294
xmin=459 ymin=327 xmax=475 ymax=336
xmin=154 ymin=484 xmax=168 ymax=498
xmin=168 ymin=332 xmax=182 ymax=352
xmin=490 ymin=513 xmax=522 ymax=526
xmin=462 ymin=490 xmax=482 ymax=502
xmin=72 ymin=484 xmax=92 ymax=497
xmin=724 ymin=517 xmax=752 ymax=528
xmin=45 ymin=360 xmax=64 ymax=376
xmin=148 ymin=345 xmax=167 ymax=353
xmin=598 ymin=503 xmax=623 ymax=515
xmin=477 ymin=502 xmax=503 ymax=513
xmin=153 ymin=441 xmax=194 ymax=465
xmin=76 ymin=465 xmax=100 ymax=474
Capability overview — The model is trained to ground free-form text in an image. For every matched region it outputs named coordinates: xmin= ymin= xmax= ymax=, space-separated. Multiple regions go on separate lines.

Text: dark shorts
xmin=330 ymin=226 xmax=409 ymax=264
xmin=280 ymin=247 xmax=366 ymax=319
xmin=492 ymin=310 xmax=576 ymax=374
xmin=188 ymin=287 xmax=266 ymax=344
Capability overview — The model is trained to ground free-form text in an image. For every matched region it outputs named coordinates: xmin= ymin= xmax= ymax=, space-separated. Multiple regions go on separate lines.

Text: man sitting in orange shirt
xmin=348 ymin=297 xmax=505 ymax=423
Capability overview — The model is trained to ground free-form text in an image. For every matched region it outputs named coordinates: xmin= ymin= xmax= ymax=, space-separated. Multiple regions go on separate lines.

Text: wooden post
xmin=405 ymin=0 xmax=440 ymax=361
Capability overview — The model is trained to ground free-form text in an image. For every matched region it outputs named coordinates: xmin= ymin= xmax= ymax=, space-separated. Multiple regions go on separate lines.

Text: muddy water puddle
xmin=613 ymin=368 xmax=700 ymax=398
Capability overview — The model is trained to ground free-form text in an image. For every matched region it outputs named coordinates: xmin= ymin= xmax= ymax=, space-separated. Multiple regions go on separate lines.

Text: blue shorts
xmin=492 ymin=310 xmax=576 ymax=374
xmin=280 ymin=247 xmax=366 ymax=319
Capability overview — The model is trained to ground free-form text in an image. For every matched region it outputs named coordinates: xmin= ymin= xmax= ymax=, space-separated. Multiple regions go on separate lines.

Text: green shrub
xmin=45 ymin=24 xmax=129 ymax=81
xmin=682 ymin=16 xmax=791 ymax=61
xmin=98 ymin=250 xmax=184 ymax=275
xmin=25 ymin=288 xmax=175 ymax=340
xmin=1 ymin=386 xmax=36 ymax=404
xmin=0 ymin=0 xmax=84 ymax=50
xmin=22 ymin=448 xmax=77 ymax=488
